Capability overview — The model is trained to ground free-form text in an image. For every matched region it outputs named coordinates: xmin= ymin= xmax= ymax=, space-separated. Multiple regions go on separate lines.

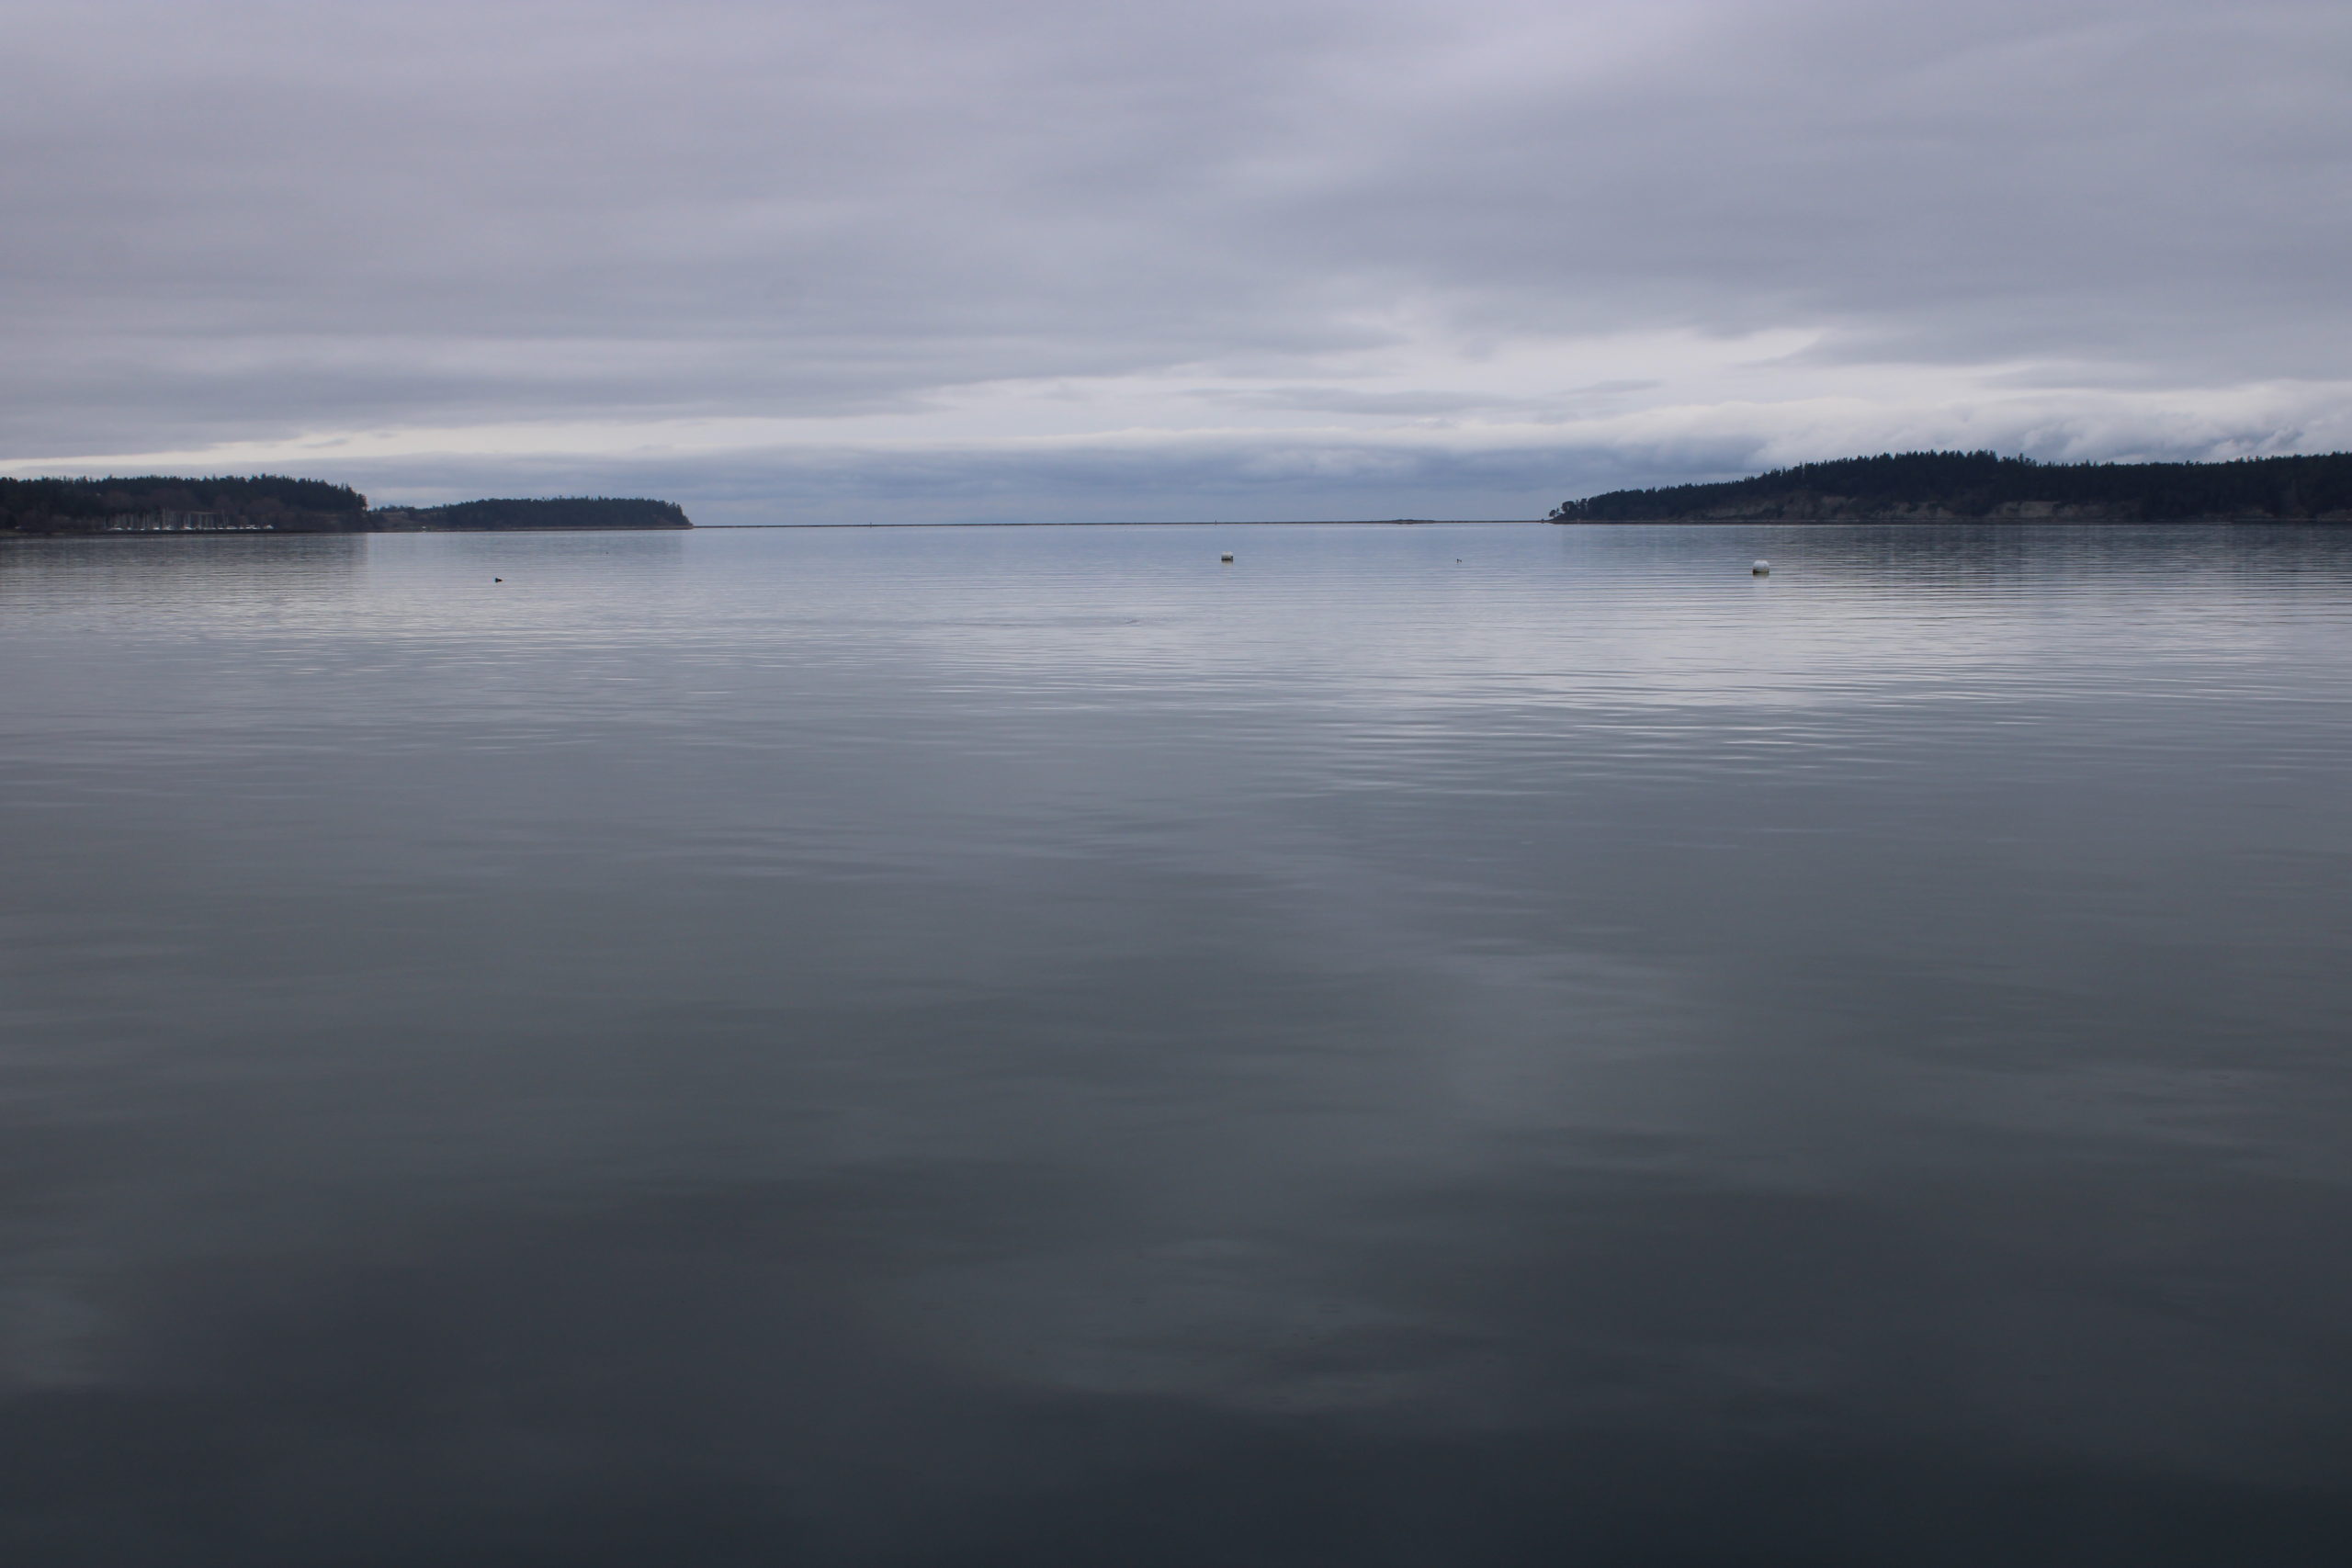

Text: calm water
xmin=4 ymin=523 xmax=2351 ymax=1565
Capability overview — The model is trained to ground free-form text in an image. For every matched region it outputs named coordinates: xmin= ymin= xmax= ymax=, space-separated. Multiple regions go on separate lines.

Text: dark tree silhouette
xmin=1550 ymin=451 xmax=2352 ymax=522
xmin=1 ymin=474 xmax=368 ymax=533
xmin=3 ymin=479 xmax=692 ymax=535
xmin=371 ymin=497 xmax=691 ymax=530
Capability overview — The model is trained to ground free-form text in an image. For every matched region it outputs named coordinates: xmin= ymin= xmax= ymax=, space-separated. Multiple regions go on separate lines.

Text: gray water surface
xmin=4 ymin=523 xmax=2350 ymax=1565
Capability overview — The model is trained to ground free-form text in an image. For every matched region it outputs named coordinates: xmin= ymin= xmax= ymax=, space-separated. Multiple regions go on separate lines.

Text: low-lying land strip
xmin=1 ymin=476 xmax=690 ymax=535
xmin=1552 ymin=451 xmax=2352 ymax=523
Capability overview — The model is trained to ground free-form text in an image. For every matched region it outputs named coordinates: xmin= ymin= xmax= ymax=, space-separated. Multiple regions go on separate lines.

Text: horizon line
xmin=696 ymin=518 xmax=1546 ymax=528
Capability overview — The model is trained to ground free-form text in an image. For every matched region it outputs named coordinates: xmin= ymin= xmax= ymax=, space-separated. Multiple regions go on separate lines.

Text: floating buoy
xmin=1220 ymin=552 xmax=1234 ymax=563
xmin=1751 ymin=560 xmax=1770 ymax=576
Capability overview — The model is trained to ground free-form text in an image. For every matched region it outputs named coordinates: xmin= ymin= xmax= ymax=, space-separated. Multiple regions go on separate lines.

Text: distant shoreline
xmin=0 ymin=519 xmax=1539 ymax=538
xmin=0 ymin=525 xmax=692 ymax=540
xmin=19 ymin=516 xmax=2352 ymax=540
xmin=1552 ymin=451 xmax=2352 ymax=524
xmin=691 ymin=526 xmax=1543 ymax=533
xmin=699 ymin=515 xmax=2348 ymax=528
xmin=0 ymin=479 xmax=691 ymax=536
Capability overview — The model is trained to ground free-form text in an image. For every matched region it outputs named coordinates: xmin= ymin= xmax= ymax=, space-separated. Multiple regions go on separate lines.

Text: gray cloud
xmin=5 ymin=0 xmax=2348 ymax=515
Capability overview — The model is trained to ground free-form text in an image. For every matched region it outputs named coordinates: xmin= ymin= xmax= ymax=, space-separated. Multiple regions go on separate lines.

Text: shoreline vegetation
xmin=13 ymin=451 xmax=2352 ymax=535
xmin=1551 ymin=450 xmax=2352 ymax=523
xmin=0 ymin=476 xmax=691 ymax=536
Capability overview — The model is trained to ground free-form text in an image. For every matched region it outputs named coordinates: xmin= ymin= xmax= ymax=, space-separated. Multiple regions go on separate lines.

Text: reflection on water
xmin=4 ymin=524 xmax=2351 ymax=1565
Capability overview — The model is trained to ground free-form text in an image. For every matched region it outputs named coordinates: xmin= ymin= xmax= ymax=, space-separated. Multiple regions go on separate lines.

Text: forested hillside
xmin=2 ymin=479 xmax=692 ymax=535
xmin=371 ymin=497 xmax=692 ymax=530
xmin=1 ymin=475 xmax=367 ymax=533
xmin=1552 ymin=452 xmax=2352 ymax=522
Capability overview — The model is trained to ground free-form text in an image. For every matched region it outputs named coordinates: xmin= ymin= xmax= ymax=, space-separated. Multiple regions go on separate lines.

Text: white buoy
xmin=1752 ymin=559 xmax=1770 ymax=575
xmin=1220 ymin=552 xmax=1234 ymax=563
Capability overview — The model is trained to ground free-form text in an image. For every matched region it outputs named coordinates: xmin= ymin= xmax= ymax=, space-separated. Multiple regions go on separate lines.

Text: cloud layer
xmin=6 ymin=0 xmax=2349 ymax=519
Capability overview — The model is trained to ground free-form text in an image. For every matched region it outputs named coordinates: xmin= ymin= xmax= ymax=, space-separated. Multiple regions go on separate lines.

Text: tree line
xmin=2 ymin=474 xmax=367 ymax=531
xmin=3 ymin=479 xmax=694 ymax=534
xmin=1551 ymin=451 xmax=2352 ymax=521
xmin=370 ymin=497 xmax=691 ymax=529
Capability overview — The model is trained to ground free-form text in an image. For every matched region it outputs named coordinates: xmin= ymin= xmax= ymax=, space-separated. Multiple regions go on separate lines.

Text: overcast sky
xmin=6 ymin=0 xmax=2348 ymax=521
